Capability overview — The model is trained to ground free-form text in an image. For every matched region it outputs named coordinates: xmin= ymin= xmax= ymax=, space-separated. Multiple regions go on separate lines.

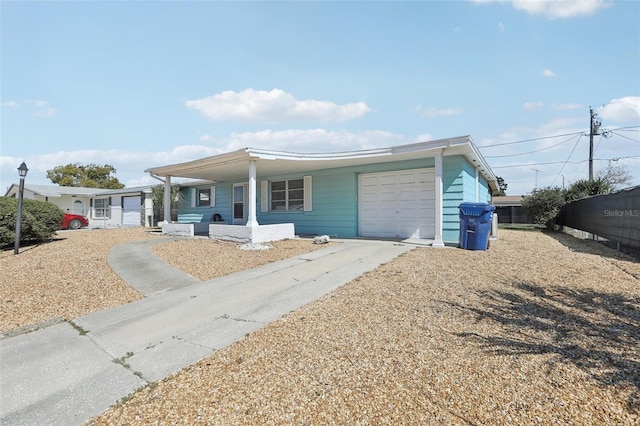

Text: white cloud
xmin=0 ymin=129 xmax=413 ymax=192
xmin=186 ymin=88 xmax=371 ymax=123
xmin=471 ymin=0 xmax=611 ymax=19
xmin=416 ymin=105 xmax=463 ymax=118
xmin=523 ymin=101 xmax=544 ymax=110
xmin=34 ymin=107 xmax=57 ymax=118
xmin=415 ymin=133 xmax=434 ymax=143
xmin=3 ymin=99 xmax=57 ymax=117
xmin=598 ymin=96 xmax=640 ymax=122
xmin=498 ymin=21 xmax=505 ymax=31
xmin=222 ymin=129 xmax=408 ymax=153
xmin=199 ymin=134 xmax=214 ymax=143
xmin=543 ymin=69 xmax=557 ymax=78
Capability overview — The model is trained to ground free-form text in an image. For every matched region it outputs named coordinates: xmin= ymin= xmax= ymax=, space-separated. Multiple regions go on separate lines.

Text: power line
xmin=611 ymin=131 xmax=640 ymax=143
xmin=484 ymin=134 xmax=580 ymax=158
xmin=478 ymin=126 xmax=640 ymax=149
xmin=552 ymin=134 xmax=583 ymax=187
xmin=491 ymin=155 xmax=640 ymax=169
xmin=478 ymin=132 xmax=583 ymax=148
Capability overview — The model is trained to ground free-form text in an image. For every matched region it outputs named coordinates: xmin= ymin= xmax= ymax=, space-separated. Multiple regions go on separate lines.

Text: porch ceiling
xmin=145 ymin=136 xmax=498 ymax=189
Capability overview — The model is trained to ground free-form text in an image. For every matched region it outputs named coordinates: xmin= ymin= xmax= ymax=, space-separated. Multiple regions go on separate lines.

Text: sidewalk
xmin=0 ymin=239 xmax=413 ymax=426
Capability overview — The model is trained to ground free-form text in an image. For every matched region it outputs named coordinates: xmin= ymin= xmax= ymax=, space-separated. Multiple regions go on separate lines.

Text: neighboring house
xmin=3 ymin=184 xmax=156 ymax=228
xmin=492 ymin=195 xmax=531 ymax=224
xmin=146 ymin=136 xmax=498 ymax=245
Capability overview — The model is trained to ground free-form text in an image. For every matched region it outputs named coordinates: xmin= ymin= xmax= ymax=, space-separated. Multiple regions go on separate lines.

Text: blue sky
xmin=2 ymin=0 xmax=639 ymax=195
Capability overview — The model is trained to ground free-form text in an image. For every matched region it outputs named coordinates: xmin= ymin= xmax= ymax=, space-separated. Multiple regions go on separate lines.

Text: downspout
xmin=475 ymin=168 xmax=480 ymax=202
xmin=149 ymin=172 xmax=173 ymax=224
xmin=433 ymin=149 xmax=445 ymax=248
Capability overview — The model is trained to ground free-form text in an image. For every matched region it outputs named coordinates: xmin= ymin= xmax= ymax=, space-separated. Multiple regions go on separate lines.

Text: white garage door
xmin=358 ymin=168 xmax=435 ymax=239
xmin=122 ymin=196 xmax=141 ymax=226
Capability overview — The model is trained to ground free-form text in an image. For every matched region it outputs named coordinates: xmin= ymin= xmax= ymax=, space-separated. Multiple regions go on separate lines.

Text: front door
xmin=233 ymin=184 xmax=247 ymax=225
xmin=72 ymin=199 xmax=85 ymax=215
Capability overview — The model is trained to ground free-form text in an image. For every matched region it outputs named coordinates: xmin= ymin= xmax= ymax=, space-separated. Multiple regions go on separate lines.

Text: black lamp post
xmin=14 ymin=162 xmax=29 ymax=255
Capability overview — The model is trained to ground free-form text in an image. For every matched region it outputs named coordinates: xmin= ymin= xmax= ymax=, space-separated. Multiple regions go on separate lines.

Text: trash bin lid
xmin=459 ymin=202 xmax=496 ymax=216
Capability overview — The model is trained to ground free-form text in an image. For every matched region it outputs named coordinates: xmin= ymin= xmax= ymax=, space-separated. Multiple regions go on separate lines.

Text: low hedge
xmin=0 ymin=197 xmax=64 ymax=247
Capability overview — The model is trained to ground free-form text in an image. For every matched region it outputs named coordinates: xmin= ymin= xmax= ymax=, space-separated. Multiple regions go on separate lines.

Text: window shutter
xmin=261 ymin=180 xmax=268 ymax=212
xmin=210 ymin=186 xmax=216 ymax=207
xmin=304 ymin=176 xmax=312 ymax=211
xmin=191 ymin=188 xmax=196 ymax=208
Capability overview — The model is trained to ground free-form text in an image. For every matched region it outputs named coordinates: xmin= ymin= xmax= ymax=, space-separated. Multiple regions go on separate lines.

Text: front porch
xmin=161 ymin=222 xmax=295 ymax=243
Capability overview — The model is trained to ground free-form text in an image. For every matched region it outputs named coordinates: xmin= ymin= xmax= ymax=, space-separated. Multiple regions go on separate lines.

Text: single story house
xmin=492 ymin=195 xmax=531 ymax=224
xmin=146 ymin=135 xmax=498 ymax=246
xmin=3 ymin=184 xmax=156 ymax=228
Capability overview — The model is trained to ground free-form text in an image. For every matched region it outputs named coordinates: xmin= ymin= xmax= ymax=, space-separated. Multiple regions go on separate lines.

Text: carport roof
xmin=145 ymin=135 xmax=498 ymax=191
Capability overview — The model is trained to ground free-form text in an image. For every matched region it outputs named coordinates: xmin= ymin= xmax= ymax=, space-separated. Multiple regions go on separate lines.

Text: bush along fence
xmin=557 ymin=185 xmax=640 ymax=249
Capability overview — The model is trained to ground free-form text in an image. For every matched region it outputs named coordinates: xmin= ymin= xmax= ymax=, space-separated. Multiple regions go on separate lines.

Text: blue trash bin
xmin=459 ymin=202 xmax=495 ymax=251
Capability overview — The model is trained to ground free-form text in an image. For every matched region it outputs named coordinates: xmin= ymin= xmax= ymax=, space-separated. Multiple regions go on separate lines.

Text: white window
xmin=197 ymin=188 xmax=210 ymax=206
xmin=191 ymin=186 xmax=216 ymax=207
xmin=94 ymin=198 xmax=110 ymax=219
xmin=271 ymin=178 xmax=304 ymax=211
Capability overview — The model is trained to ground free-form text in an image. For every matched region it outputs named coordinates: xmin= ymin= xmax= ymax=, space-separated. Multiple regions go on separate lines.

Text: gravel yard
xmin=90 ymin=229 xmax=637 ymax=425
xmin=0 ymin=229 xmax=326 ymax=333
xmin=2 ymin=228 xmax=638 ymax=424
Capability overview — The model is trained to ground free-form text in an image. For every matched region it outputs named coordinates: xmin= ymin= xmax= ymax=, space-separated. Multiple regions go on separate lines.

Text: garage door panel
xmin=358 ymin=169 xmax=435 ymax=239
xmin=122 ymin=196 xmax=141 ymax=226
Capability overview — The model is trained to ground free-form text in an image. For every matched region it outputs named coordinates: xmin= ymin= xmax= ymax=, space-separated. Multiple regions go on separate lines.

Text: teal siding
xmin=258 ymin=171 xmax=358 ymax=236
xmin=442 ymin=156 xmax=487 ymax=244
xmin=175 ymin=155 xmax=491 ymax=243
xmin=443 ymin=156 xmax=465 ymax=244
xmin=178 ymin=184 xmax=233 ymax=222
xmin=478 ymin=176 xmax=491 ymax=202
xmin=256 ymin=158 xmax=434 ymax=237
xmin=462 ymin=160 xmax=477 ymax=201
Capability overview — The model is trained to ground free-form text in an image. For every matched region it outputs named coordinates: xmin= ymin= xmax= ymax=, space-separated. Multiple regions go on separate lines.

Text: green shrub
xmin=521 ymin=187 xmax=565 ymax=230
xmin=0 ymin=197 xmax=64 ymax=247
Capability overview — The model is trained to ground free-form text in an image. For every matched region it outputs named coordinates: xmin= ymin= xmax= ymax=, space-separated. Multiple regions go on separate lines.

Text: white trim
xmin=303 ymin=176 xmax=312 ymax=211
xmin=210 ymin=185 xmax=216 ymax=207
xmin=191 ymin=188 xmax=196 ymax=208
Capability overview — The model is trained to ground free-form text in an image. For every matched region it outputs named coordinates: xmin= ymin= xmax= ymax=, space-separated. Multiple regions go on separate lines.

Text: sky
xmin=1 ymin=0 xmax=639 ymax=196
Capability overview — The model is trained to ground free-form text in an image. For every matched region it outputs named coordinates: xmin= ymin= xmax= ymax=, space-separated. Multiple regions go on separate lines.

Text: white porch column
xmin=164 ymin=176 xmax=172 ymax=223
xmin=433 ymin=151 xmax=445 ymax=248
xmin=246 ymin=160 xmax=259 ymax=227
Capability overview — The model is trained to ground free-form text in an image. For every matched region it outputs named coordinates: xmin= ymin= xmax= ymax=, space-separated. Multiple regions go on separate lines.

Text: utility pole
xmin=533 ymin=168 xmax=540 ymax=189
xmin=589 ymin=106 xmax=602 ymax=182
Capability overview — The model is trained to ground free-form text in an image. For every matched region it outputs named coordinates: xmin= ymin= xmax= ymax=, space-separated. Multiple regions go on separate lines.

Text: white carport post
xmin=433 ymin=150 xmax=445 ymax=248
xmin=164 ymin=176 xmax=172 ymax=223
xmin=246 ymin=160 xmax=259 ymax=227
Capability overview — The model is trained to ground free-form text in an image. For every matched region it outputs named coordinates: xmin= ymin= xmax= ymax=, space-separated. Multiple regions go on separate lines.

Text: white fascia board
xmin=145 ymin=149 xmax=250 ymax=177
xmin=247 ymin=147 xmax=392 ymax=161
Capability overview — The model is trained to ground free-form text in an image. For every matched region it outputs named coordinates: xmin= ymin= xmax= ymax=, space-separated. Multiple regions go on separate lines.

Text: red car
xmin=61 ymin=213 xmax=89 ymax=230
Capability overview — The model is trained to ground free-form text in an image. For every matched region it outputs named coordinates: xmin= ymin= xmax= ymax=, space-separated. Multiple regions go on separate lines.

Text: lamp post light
xmin=14 ymin=162 xmax=29 ymax=255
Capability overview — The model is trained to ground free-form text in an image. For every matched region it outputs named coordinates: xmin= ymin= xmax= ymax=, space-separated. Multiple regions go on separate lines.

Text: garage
xmin=122 ymin=196 xmax=141 ymax=226
xmin=358 ymin=168 xmax=435 ymax=239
